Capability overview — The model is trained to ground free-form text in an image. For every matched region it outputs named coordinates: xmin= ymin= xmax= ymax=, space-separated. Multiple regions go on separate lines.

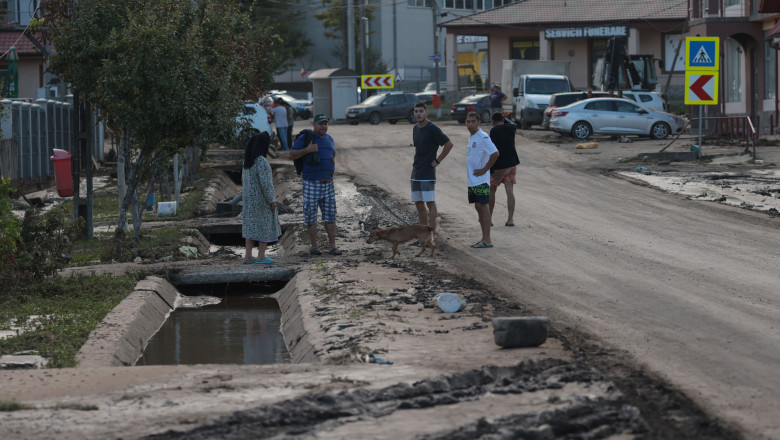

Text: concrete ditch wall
xmin=76 ymin=271 xmax=318 ymax=367
xmin=76 ymin=277 xmax=179 ymax=367
xmin=275 ymin=272 xmax=319 ymax=363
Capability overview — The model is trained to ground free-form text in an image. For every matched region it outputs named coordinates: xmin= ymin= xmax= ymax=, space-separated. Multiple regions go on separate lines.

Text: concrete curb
xmin=275 ymin=270 xmax=321 ymax=364
xmin=198 ymin=172 xmax=241 ymax=215
xmin=75 ymin=276 xmax=179 ymax=367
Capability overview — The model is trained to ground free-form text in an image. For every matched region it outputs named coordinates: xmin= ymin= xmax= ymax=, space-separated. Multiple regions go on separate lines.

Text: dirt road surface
xmin=334 ymin=120 xmax=780 ymax=439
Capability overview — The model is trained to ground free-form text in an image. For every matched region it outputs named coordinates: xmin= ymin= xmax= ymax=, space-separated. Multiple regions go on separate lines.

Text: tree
xmin=41 ymin=0 xmax=276 ymax=243
xmin=315 ymin=0 xmax=388 ymax=74
xmin=241 ymin=0 xmax=312 ymax=74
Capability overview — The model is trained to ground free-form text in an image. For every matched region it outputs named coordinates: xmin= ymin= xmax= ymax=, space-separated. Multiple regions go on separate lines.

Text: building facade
xmin=440 ymin=0 xmax=780 ymax=133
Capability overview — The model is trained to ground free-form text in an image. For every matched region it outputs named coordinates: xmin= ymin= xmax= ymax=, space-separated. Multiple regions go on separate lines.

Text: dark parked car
xmin=416 ymin=82 xmax=447 ymax=105
xmin=346 ymin=92 xmax=418 ymax=125
xmin=541 ymin=91 xmax=609 ymax=130
xmin=450 ymin=94 xmax=490 ymax=124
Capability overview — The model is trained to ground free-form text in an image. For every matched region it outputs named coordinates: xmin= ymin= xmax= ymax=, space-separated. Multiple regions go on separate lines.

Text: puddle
xmin=619 ymin=168 xmax=780 ymax=214
xmin=137 ymin=293 xmax=289 ymax=366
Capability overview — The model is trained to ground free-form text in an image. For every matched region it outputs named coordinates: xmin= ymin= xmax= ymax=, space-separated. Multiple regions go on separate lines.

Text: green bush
xmin=0 ymin=180 xmax=85 ymax=294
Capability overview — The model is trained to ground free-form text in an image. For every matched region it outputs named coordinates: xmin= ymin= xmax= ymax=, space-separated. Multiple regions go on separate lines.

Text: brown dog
xmin=366 ymin=217 xmax=440 ymax=258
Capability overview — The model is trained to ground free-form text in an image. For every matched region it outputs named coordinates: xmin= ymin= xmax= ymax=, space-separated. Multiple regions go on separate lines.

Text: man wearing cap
xmin=488 ymin=84 xmax=507 ymax=119
xmin=289 ymin=114 xmax=342 ymax=256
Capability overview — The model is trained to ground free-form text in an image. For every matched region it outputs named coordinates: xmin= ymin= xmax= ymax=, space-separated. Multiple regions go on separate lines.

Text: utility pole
xmin=360 ymin=15 xmax=368 ymax=100
xmin=431 ymin=0 xmax=441 ymax=118
xmin=347 ymin=0 xmax=355 ymax=70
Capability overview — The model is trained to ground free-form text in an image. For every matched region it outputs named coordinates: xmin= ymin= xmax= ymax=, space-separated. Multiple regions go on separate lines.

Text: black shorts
xmin=467 ymin=183 xmax=490 ymax=204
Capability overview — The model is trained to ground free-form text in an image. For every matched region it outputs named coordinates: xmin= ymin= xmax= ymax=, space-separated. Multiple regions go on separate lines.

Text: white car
xmin=261 ymin=91 xmax=313 ymax=119
xmin=550 ymin=97 xmax=685 ymax=140
xmin=236 ymin=102 xmax=274 ymax=146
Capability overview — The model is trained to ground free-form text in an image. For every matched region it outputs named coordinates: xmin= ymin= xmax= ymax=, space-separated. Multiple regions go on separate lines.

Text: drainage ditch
xmin=137 ymin=281 xmax=290 ymax=366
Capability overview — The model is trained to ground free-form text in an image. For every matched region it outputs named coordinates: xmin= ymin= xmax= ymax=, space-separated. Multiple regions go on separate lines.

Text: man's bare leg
xmin=324 ymin=222 xmax=337 ymax=251
xmin=415 ymin=201 xmax=429 ymax=226
xmin=505 ymin=181 xmax=515 ymax=225
xmin=307 ymin=224 xmax=318 ymax=250
xmin=426 ymin=201 xmax=437 ymax=228
xmin=475 ymin=203 xmax=492 ymax=244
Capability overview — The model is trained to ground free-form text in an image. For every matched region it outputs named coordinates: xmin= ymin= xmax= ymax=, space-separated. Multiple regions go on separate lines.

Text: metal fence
xmin=0 ymin=98 xmax=104 ymax=181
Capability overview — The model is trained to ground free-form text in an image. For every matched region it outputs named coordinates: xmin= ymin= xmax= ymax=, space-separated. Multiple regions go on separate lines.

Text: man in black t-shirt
xmin=488 ymin=112 xmax=521 ymax=227
xmin=411 ymin=102 xmax=453 ymax=228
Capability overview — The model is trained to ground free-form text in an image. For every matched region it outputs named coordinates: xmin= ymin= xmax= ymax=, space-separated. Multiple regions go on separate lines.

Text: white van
xmin=512 ymin=74 xmax=571 ymax=129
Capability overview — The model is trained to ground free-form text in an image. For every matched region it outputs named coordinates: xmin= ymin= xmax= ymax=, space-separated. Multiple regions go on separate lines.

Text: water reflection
xmin=138 ymin=296 xmax=289 ymax=365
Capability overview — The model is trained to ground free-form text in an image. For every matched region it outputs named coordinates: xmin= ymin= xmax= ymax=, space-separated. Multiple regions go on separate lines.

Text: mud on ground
xmin=0 ymin=155 xmax=743 ymax=439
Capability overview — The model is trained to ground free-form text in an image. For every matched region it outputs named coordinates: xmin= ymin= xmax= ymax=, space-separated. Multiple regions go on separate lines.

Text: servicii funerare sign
xmin=545 ymin=26 xmax=628 ymax=39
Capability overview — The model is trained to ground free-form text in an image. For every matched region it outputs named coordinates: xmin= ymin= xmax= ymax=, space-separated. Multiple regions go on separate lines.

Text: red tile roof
xmin=442 ymin=0 xmax=687 ymax=28
xmin=0 ymin=30 xmax=44 ymax=57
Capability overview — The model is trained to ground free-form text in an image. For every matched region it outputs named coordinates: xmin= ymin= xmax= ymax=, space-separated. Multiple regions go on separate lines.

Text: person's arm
xmin=473 ymin=151 xmax=500 ymax=176
xmin=258 ymin=159 xmax=277 ymax=210
xmin=501 ymin=93 xmax=507 ymax=102
xmin=288 ymin=139 xmax=317 ymax=160
xmin=432 ymin=140 xmax=454 ymax=168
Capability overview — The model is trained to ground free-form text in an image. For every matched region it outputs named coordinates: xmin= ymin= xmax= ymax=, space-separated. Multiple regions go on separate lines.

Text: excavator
xmin=592 ymin=37 xmax=660 ymax=92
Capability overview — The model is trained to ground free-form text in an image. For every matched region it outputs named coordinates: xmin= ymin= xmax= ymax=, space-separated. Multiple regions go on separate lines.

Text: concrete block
xmin=0 ymin=354 xmax=48 ymax=369
xmin=492 ymin=316 xmax=550 ymax=348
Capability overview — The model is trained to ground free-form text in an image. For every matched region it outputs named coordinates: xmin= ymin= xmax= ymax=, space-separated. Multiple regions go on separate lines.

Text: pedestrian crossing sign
xmin=685 ymin=37 xmax=719 ymax=71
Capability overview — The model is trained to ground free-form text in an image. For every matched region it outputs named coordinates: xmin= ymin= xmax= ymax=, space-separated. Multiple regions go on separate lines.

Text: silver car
xmin=550 ymin=98 xmax=685 ymax=140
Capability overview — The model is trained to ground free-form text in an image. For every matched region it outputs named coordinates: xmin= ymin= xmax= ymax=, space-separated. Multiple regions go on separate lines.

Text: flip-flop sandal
xmin=310 ymin=248 xmax=322 ymax=255
xmin=471 ymin=241 xmax=494 ymax=248
xmin=242 ymin=258 xmax=257 ymax=264
xmin=505 ymin=222 xmax=515 ymax=227
xmin=256 ymin=257 xmax=275 ymax=264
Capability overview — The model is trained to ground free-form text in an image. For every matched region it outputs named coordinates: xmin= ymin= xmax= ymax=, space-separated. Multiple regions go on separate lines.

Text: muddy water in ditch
xmin=138 ymin=292 xmax=289 ymax=366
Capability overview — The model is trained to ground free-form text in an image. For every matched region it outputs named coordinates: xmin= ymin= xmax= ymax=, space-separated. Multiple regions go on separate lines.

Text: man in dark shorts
xmin=465 ymin=112 xmax=499 ymax=248
xmin=289 ymin=113 xmax=342 ymax=256
xmin=411 ymin=101 xmax=453 ymax=228
xmin=489 ymin=112 xmax=521 ymax=227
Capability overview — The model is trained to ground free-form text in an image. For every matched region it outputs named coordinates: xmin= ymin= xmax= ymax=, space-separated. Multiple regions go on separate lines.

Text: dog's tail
xmin=432 ymin=215 xmax=441 ymax=232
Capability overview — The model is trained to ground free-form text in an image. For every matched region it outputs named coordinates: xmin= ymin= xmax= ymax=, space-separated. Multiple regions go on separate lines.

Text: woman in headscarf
xmin=242 ymin=132 xmax=281 ymax=263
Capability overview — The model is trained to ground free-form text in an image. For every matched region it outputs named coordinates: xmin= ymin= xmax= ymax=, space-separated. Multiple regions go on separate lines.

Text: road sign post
xmin=685 ymin=37 xmax=720 ymax=155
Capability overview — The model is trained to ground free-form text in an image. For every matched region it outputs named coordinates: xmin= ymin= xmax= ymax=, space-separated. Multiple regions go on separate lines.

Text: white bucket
xmin=434 ymin=292 xmax=467 ymax=313
xmin=157 ymin=201 xmax=177 ymax=217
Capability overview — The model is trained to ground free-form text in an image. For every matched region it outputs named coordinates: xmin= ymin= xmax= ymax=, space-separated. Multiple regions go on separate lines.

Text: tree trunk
xmin=116 ymin=126 xmax=130 ymax=233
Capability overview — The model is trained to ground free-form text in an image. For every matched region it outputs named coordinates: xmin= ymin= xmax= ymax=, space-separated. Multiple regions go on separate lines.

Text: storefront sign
xmin=545 ymin=26 xmax=628 ymax=40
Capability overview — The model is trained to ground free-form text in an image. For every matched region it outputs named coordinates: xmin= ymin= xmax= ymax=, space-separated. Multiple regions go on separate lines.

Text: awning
xmin=760 ymin=0 xmax=780 ymax=13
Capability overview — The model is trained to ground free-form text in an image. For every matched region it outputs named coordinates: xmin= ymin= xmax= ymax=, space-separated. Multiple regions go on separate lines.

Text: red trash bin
xmin=432 ymin=94 xmax=441 ymax=109
xmin=50 ymin=149 xmax=74 ymax=197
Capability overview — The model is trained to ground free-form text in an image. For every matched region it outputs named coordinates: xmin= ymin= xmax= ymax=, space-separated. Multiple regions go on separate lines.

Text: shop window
xmin=725 ymin=38 xmax=742 ymax=102
xmin=510 ymin=39 xmax=539 ymax=60
xmin=765 ymin=40 xmax=776 ymax=100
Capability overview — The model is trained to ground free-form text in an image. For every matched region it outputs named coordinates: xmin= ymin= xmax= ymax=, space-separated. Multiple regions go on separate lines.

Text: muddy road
xmin=334 ymin=120 xmax=780 ymax=439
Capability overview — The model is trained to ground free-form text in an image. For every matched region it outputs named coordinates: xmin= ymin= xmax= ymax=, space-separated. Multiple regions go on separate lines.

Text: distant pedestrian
xmin=411 ymin=101 xmax=454 ymax=229
xmin=285 ymin=100 xmax=295 ymax=152
xmin=242 ymin=132 xmax=281 ymax=264
xmin=289 ymin=114 xmax=342 ymax=256
xmin=271 ymin=98 xmax=289 ymax=150
xmin=465 ymin=112 xmax=499 ymax=248
xmin=488 ymin=84 xmax=507 ymax=119
xmin=489 ymin=112 xmax=520 ymax=227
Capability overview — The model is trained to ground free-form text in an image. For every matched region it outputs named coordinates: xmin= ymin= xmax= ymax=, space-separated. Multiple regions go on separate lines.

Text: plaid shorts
xmin=302 ymin=179 xmax=337 ymax=226
xmin=411 ymin=180 xmax=436 ymax=202
xmin=467 ymin=183 xmax=490 ymax=205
